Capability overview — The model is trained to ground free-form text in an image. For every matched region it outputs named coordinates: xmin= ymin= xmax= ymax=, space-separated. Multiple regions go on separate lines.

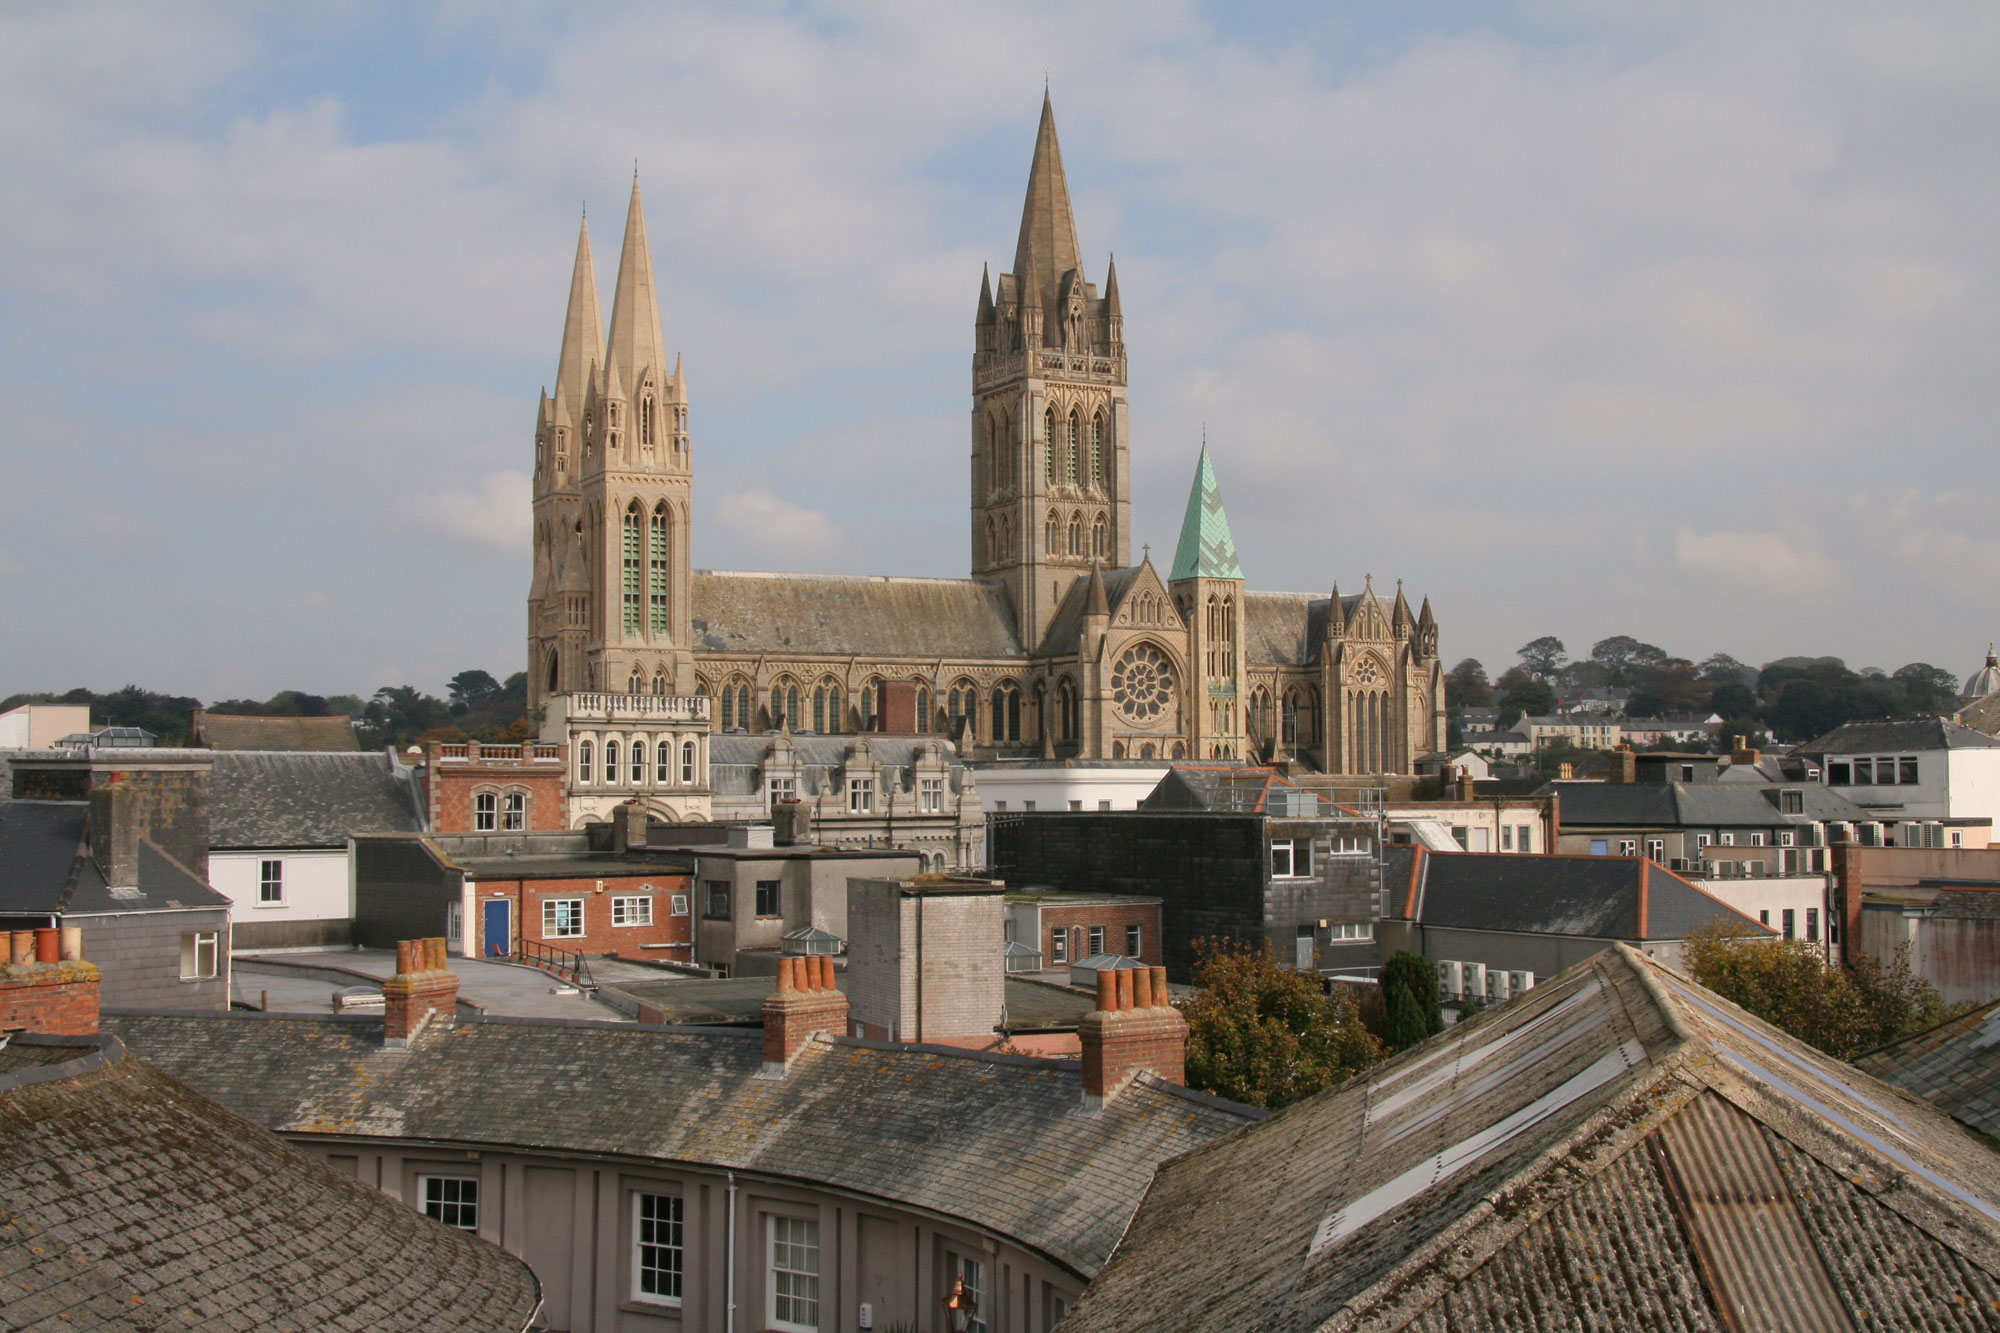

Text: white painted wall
xmin=1946 ymin=750 xmax=2000 ymax=827
xmin=209 ymin=848 xmax=353 ymax=924
xmin=0 ymin=703 xmax=91 ymax=748
xmin=1688 ymin=874 xmax=1836 ymax=958
xmin=971 ymin=764 xmax=1170 ymax=813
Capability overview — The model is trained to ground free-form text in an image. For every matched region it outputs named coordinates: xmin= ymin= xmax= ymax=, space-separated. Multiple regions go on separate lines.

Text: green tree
xmin=448 ymin=669 xmax=503 ymax=710
xmin=1516 ymin=636 xmax=1567 ymax=681
xmin=1180 ymin=939 xmax=1384 ymax=1110
xmin=1445 ymin=658 xmax=1493 ymax=709
xmin=1892 ymin=662 xmax=1958 ymax=715
xmin=1495 ymin=670 xmax=1555 ymax=727
xmin=1589 ymin=635 xmax=1668 ymax=684
xmin=1379 ymin=950 xmax=1443 ymax=1049
xmin=1685 ymin=924 xmax=1960 ymax=1060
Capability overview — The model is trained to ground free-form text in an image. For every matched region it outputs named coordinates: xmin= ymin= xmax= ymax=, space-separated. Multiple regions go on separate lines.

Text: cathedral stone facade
xmin=529 ymin=95 xmax=1445 ymax=828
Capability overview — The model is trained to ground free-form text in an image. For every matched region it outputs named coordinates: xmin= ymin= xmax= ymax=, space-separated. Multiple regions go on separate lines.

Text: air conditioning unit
xmin=1509 ymin=971 xmax=1535 ymax=995
xmin=1461 ymin=962 xmax=1487 ymax=1001
xmin=1436 ymin=960 xmax=1462 ymax=1000
xmin=1486 ymin=969 xmax=1511 ymax=1003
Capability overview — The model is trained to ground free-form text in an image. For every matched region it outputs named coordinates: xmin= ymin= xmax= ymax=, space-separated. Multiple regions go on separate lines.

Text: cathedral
xmin=527 ymin=94 xmax=1445 ymax=824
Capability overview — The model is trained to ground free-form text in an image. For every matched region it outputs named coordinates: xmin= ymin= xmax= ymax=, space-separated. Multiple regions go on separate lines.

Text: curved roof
xmin=105 ymin=1013 xmax=1255 ymax=1280
xmin=1969 ymin=647 xmax=2000 ymax=698
xmin=0 ymin=1033 xmax=539 ymax=1331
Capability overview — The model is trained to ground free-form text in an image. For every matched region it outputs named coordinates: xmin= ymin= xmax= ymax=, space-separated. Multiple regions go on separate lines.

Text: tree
xmin=1892 ymin=662 xmax=1958 ymax=715
xmin=1495 ymin=671 xmax=1555 ymax=727
xmin=1180 ymin=939 xmax=1384 ymax=1110
xmin=1627 ymin=661 xmax=1703 ymax=719
xmin=1445 ymin=658 xmax=1493 ymax=709
xmin=1379 ymin=950 xmax=1443 ymax=1049
xmin=1516 ymin=636 xmax=1567 ymax=681
xmin=1589 ymin=635 xmax=1668 ymax=684
xmin=1685 ymin=924 xmax=1960 ymax=1060
xmin=448 ymin=669 xmax=503 ymax=710
xmin=1705 ymin=677 xmax=1758 ymax=719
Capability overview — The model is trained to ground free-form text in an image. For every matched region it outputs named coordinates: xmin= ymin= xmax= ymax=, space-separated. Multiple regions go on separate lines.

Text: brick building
xmin=419 ymin=739 xmax=569 ymax=834
xmin=1005 ymin=887 xmax=1162 ymax=970
xmin=847 ymin=876 xmax=1009 ymax=1043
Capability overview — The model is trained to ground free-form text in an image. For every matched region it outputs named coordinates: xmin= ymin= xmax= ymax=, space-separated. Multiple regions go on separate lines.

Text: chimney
xmin=1 ymin=928 xmax=100 ymax=1036
xmin=382 ymin=937 xmax=459 ymax=1049
xmin=1606 ymin=744 xmax=1636 ymax=785
xmin=611 ymin=799 xmax=649 ymax=853
xmin=1454 ymin=770 xmax=1475 ymax=801
xmin=1558 ymin=761 xmax=1575 ymax=781
xmin=772 ymin=799 xmax=811 ymax=846
xmin=1080 ymin=965 xmax=1187 ymax=1105
xmin=88 ymin=780 xmax=141 ymax=889
xmin=876 ymin=680 xmax=919 ymax=734
xmin=762 ymin=955 xmax=849 ymax=1072
xmin=1731 ymin=735 xmax=1761 ymax=767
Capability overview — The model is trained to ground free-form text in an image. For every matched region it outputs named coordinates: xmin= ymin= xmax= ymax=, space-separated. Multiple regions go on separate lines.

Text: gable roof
xmin=1061 ymin=945 xmax=2000 ymax=1332
xmin=1857 ymin=1002 xmax=2000 ymax=1141
xmin=0 ymin=801 xmax=227 ymax=917
xmin=1141 ymin=766 xmax=1298 ymax=814
xmin=1383 ymin=846 xmax=1767 ymax=940
xmin=1798 ymin=716 xmax=2000 ymax=755
xmin=209 ymin=751 xmax=420 ymax=848
xmin=103 ymin=1013 xmax=1257 ymax=1280
xmin=1242 ymin=592 xmax=1331 ymax=668
xmin=690 ymin=571 xmax=1023 ymax=659
xmin=1039 ymin=565 xmax=1144 ymax=657
xmin=1170 ymin=445 xmax=1244 ymax=581
xmin=0 ymin=1033 xmax=540 ymax=1331
xmin=1552 ymin=780 xmax=1871 ymax=829
xmin=190 ymin=711 xmax=360 ymax=752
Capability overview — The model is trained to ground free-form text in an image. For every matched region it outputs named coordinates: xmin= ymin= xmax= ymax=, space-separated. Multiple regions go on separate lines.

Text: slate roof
xmin=690 ymin=570 xmax=1024 ymax=659
xmin=1383 ymin=846 xmax=1767 ymax=941
xmin=104 ymin=1012 xmax=1257 ymax=1279
xmin=1140 ymin=765 xmax=1294 ymax=814
xmin=607 ymin=973 xmax=1095 ymax=1030
xmin=1798 ymin=716 xmax=2000 ymax=755
xmin=0 ymin=1032 xmax=540 ymax=1331
xmin=1039 ymin=565 xmax=1144 ymax=657
xmin=707 ymin=734 xmax=971 ymax=800
xmin=0 ymin=802 xmax=226 ymax=917
xmin=1858 ymin=1003 xmax=2000 ymax=1142
xmin=1061 ymin=945 xmax=2000 ymax=1333
xmin=1242 ymin=592 xmax=1333 ymax=668
xmin=208 ymin=751 xmax=420 ymax=849
xmin=189 ymin=711 xmax=360 ymax=752
xmin=1550 ymin=780 xmax=1870 ymax=828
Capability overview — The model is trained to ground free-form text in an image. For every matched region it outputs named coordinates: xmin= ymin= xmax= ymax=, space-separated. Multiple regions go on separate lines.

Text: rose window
xmin=1112 ymin=644 xmax=1175 ymax=724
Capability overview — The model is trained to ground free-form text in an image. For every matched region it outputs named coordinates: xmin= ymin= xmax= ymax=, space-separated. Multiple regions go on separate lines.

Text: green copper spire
xmin=1170 ymin=443 xmax=1244 ymax=581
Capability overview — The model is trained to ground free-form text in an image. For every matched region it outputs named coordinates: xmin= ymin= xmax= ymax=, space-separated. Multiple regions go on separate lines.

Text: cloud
xmin=430 ymin=471 xmax=531 ymax=550
xmin=711 ymin=489 xmax=842 ymax=568
xmin=1674 ymin=530 xmax=1845 ymax=601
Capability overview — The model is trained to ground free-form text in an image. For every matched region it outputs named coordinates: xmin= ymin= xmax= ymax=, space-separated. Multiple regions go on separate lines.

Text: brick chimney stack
xmin=88 ymin=780 xmax=141 ymax=889
xmin=1731 ymin=735 xmax=1761 ymax=767
xmin=1606 ymin=744 xmax=1636 ymax=785
xmin=382 ymin=937 xmax=458 ymax=1049
xmin=762 ymin=955 xmax=849 ymax=1072
xmin=1080 ymin=964 xmax=1187 ymax=1105
xmin=1 ymin=928 xmax=100 ymax=1036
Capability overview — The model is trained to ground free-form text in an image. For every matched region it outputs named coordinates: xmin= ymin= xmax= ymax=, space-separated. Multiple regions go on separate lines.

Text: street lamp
xmin=943 ymin=1274 xmax=978 ymax=1333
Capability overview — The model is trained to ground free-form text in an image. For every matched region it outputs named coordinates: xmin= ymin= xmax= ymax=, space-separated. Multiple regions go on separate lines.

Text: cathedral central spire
xmin=1013 ymin=91 xmax=1084 ymax=318
xmin=605 ymin=176 xmax=668 ymax=392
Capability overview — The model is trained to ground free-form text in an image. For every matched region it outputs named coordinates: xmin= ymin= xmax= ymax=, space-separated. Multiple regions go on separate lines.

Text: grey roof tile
xmin=689 ymin=570 xmax=1024 ymax=659
xmin=209 ymin=751 xmax=420 ymax=848
xmin=1382 ymin=846 xmax=1765 ymax=940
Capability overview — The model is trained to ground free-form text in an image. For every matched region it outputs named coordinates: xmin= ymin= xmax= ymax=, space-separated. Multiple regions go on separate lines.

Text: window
xmin=1329 ymin=921 xmax=1374 ymax=941
xmin=503 ymin=791 xmax=526 ymax=831
xmin=1647 ymin=838 xmax=1665 ymax=861
xmin=1501 ymin=825 xmax=1513 ymax=852
xmin=1125 ymin=923 xmax=1143 ymax=958
xmin=1088 ymin=925 xmax=1106 ymax=957
xmin=1828 ymin=761 xmax=1851 ymax=785
xmin=756 ymin=880 xmax=781 ymax=918
xmin=1619 ymin=839 xmax=1637 ymax=856
xmin=1760 ymin=910 xmax=1771 ymax=926
xmin=670 ymin=893 xmax=690 ymax=916
xmin=612 ymin=896 xmax=653 ymax=927
xmin=179 ymin=931 xmax=219 ymax=980
xmin=706 ymin=881 xmax=731 ymax=919
xmin=579 ymin=740 xmax=593 ymax=783
xmin=649 ymin=507 xmax=671 ymax=637
xmin=768 ymin=1216 xmax=820 ymax=1332
xmin=1050 ymin=929 xmax=1069 ymax=963
xmin=1782 ymin=908 xmax=1796 ymax=941
xmin=623 ymin=506 xmax=643 ymax=636
xmin=1853 ymin=758 xmax=1875 ymax=784
xmin=474 ymin=791 xmax=497 ymax=831
xmin=633 ymin=1193 xmax=683 ymax=1307
xmin=1748 ymin=832 xmax=1765 ymax=847
xmin=1719 ymin=832 xmax=1735 ymax=846
xmin=1680 ymin=765 xmax=1696 ymax=782
xmin=657 ymin=742 xmax=671 ymax=783
xmin=1518 ymin=826 xmax=1533 ymax=854
xmin=1695 ymin=833 xmax=1711 ymax=849
xmin=848 ymin=778 xmax=875 ymax=814
xmin=1329 ymin=832 xmax=1372 ymax=856
xmin=543 ymin=897 xmax=585 ymax=938
xmin=921 ymin=777 xmax=945 ymax=813
xmin=1900 ymin=757 xmax=1920 ymax=784
xmin=606 ymin=741 xmax=620 ymax=785
xmin=1806 ymin=908 xmax=1820 ymax=943
xmin=1876 ymin=757 xmax=1898 ymax=786
xmin=420 ymin=1175 xmax=479 ymax=1232
xmin=1099 ymin=800 xmax=1112 ymax=811
xmin=1270 ymin=839 xmax=1311 ymax=877
xmin=1043 ymin=409 xmax=1057 ymax=486
xmin=681 ymin=741 xmax=696 ymax=785
xmin=258 ymin=859 xmax=284 ymax=904
xmin=769 ymin=776 xmax=797 ymax=809
xmin=629 ymin=742 xmax=645 ymax=784
xmin=950 ymin=1254 xmax=989 ymax=1333
xmin=1778 ymin=829 xmax=1795 ymax=847
xmin=1781 ymin=789 xmax=1804 ymax=814
xmin=1590 ymin=839 xmax=1609 ymax=856
xmin=1068 ymin=799 xmax=1082 ymax=811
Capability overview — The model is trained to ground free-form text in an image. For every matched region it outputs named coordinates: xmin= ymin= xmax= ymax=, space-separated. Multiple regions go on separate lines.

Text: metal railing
xmin=518 ymin=938 xmax=595 ymax=990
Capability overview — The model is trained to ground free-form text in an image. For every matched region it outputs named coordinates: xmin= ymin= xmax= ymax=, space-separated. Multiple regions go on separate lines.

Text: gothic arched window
xmin=771 ymin=681 xmax=800 ymax=731
xmin=1066 ymin=409 xmax=1081 ymax=485
xmin=631 ymin=741 xmax=646 ymax=784
xmin=1092 ymin=513 xmax=1109 ymax=559
xmin=628 ymin=666 xmax=645 ymax=696
xmin=1057 ymin=678 xmax=1078 ymax=742
xmin=947 ymin=680 xmax=978 ymax=737
xmin=1044 ymin=407 xmax=1056 ymax=485
xmin=649 ymin=504 xmax=670 ymax=637
xmin=681 ymin=740 xmax=696 ymax=784
xmin=641 ymin=395 xmax=654 ymax=448
xmin=1046 ymin=509 xmax=1060 ymax=556
xmin=812 ymin=678 xmax=842 ymax=734
xmin=1067 ymin=512 xmax=1083 ymax=556
xmin=622 ymin=504 xmax=643 ymax=637
xmin=991 ymin=683 xmax=1022 ymax=743
xmin=652 ymin=669 xmax=668 ymax=697
xmin=915 ymin=684 xmax=932 ymax=733
xmin=860 ymin=677 xmax=881 ymax=730
xmin=1090 ymin=412 xmax=1105 ymax=487
xmin=656 ymin=740 xmax=670 ymax=783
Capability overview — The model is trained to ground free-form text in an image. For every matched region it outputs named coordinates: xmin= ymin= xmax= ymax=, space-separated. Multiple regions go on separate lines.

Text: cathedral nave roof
xmin=690 ymin=570 xmax=1024 ymax=659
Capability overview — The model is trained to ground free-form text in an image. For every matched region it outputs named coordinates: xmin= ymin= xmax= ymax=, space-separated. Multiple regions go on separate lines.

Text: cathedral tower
xmin=1169 ymin=445 xmax=1247 ymax=759
xmin=972 ymin=93 xmax=1130 ymax=648
xmin=528 ymin=180 xmax=693 ymax=710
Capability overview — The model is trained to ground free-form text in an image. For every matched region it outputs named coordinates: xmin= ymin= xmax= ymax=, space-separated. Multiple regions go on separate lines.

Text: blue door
xmin=483 ymin=899 xmax=511 ymax=958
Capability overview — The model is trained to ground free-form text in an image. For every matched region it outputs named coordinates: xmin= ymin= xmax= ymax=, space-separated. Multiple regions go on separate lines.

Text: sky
xmin=3 ymin=1 xmax=1998 ymax=701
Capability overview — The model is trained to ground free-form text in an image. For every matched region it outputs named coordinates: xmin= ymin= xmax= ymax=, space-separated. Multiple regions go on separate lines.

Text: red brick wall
xmin=473 ymin=871 xmax=693 ymax=958
xmin=1042 ymin=903 xmax=1162 ymax=965
xmin=426 ymin=747 xmax=569 ymax=834
xmin=0 ymin=962 xmax=102 ymax=1036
